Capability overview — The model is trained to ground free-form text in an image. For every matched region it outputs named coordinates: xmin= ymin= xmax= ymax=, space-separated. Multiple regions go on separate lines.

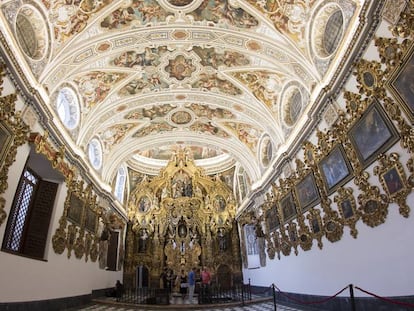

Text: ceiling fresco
xmin=0 ymin=0 xmax=364 ymax=200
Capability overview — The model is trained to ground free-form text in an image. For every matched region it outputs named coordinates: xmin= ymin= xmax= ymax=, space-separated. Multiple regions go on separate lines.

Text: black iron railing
xmin=198 ymin=282 xmax=251 ymax=305
xmin=117 ymin=282 xmax=251 ymax=306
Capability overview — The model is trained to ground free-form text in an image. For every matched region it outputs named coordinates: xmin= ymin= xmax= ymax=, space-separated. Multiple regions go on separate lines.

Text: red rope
xmin=273 ymin=284 xmax=349 ymax=305
xmin=355 ymin=286 xmax=414 ymax=308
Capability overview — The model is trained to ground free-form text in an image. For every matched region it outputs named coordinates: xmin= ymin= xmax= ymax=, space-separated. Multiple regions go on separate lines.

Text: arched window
xmin=115 ymin=166 xmax=126 ymax=203
xmin=56 ymin=87 xmax=80 ymax=130
xmin=88 ymin=138 xmax=103 ymax=170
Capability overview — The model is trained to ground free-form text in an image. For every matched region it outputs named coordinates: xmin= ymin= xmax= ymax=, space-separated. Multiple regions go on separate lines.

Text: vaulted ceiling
xmin=0 ymin=0 xmax=365 ymax=201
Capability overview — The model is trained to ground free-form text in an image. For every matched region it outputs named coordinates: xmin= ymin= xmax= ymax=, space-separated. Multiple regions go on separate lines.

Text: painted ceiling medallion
xmin=176 ymin=94 xmax=187 ymax=100
xmin=172 ymin=30 xmax=189 ymax=40
xmin=165 ymin=54 xmax=196 ymax=81
xmin=15 ymin=6 xmax=48 ymax=60
xmin=171 ymin=110 xmax=193 ymax=125
xmin=96 ymin=42 xmax=111 ymax=52
xmin=246 ymin=40 xmax=262 ymax=52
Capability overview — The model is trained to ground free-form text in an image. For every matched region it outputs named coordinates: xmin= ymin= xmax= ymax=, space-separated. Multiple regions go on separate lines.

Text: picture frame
xmin=0 ymin=121 xmax=14 ymax=171
xmin=84 ymin=206 xmax=97 ymax=233
xmin=279 ymin=191 xmax=297 ymax=223
xmin=387 ymin=41 xmax=414 ymax=123
xmin=338 ymin=198 xmax=355 ymax=220
xmin=294 ymin=172 xmax=320 ymax=212
xmin=348 ymin=98 xmax=399 ymax=168
xmin=214 ymin=194 xmax=226 ymax=212
xmin=67 ymin=192 xmax=84 ymax=226
xmin=138 ymin=195 xmax=151 ymax=213
xmin=381 ymin=166 xmax=405 ymax=197
xmin=265 ymin=204 xmax=280 ymax=232
xmin=310 ymin=217 xmax=321 ymax=234
xmin=318 ymin=145 xmax=353 ymax=194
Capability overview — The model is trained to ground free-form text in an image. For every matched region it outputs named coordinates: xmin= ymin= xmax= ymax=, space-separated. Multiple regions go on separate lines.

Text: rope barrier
xmin=272 ymin=283 xmax=349 ymax=305
xmin=354 ymin=286 xmax=414 ymax=308
xmin=270 ymin=283 xmax=414 ymax=309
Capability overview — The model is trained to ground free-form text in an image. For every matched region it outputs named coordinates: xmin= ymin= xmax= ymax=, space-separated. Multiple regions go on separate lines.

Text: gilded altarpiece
xmin=124 ymin=149 xmax=242 ymax=288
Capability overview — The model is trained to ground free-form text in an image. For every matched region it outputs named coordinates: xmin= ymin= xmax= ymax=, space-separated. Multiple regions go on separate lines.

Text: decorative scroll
xmin=0 ymin=63 xmax=29 ymax=226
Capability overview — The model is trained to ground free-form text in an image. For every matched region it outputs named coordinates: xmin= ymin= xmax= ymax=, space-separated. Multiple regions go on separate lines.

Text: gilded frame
xmin=294 ymin=172 xmax=320 ymax=212
xmin=318 ymin=144 xmax=353 ymax=194
xmin=84 ymin=205 xmax=97 ymax=233
xmin=0 ymin=121 xmax=14 ymax=171
xmin=265 ymin=203 xmax=280 ymax=233
xmin=348 ymin=98 xmax=399 ymax=168
xmin=387 ymin=41 xmax=414 ymax=123
xmin=338 ymin=197 xmax=356 ymax=220
xmin=67 ymin=192 xmax=84 ymax=226
xmin=279 ymin=191 xmax=297 ymax=223
xmin=380 ymin=165 xmax=405 ymax=198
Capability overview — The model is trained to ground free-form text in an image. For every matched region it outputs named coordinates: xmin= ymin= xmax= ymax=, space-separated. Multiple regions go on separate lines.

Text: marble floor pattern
xmin=70 ymin=301 xmax=301 ymax=311
xmin=66 ymin=295 xmax=311 ymax=311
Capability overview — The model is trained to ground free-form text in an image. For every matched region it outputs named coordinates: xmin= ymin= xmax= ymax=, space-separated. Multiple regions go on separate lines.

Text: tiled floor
xmin=72 ymin=300 xmax=301 ymax=311
xmin=68 ymin=296 xmax=307 ymax=311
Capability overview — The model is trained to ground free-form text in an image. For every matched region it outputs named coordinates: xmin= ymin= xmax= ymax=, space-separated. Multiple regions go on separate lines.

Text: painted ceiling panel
xmin=0 ymin=0 xmax=363 ymax=199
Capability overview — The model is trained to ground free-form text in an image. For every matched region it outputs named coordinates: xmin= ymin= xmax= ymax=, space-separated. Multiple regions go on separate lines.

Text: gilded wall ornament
xmin=334 ymin=187 xmax=359 ymax=238
xmin=0 ymin=71 xmax=29 ymax=225
xmin=287 ymin=222 xmax=299 ymax=256
xmin=406 ymin=155 xmax=414 ymax=187
xmin=279 ymin=227 xmax=292 ymax=257
xmin=272 ymin=231 xmax=282 ymax=260
xmin=391 ymin=0 xmax=414 ymax=38
xmin=355 ymin=171 xmax=389 ymax=227
xmin=307 ymin=209 xmax=324 ymax=249
xmin=374 ymin=37 xmax=408 ymax=75
xmin=374 ymin=153 xmax=410 ymax=217
xmin=74 ymin=230 xmax=86 ymax=259
xmin=67 ymin=224 xmax=78 ymax=259
xmin=354 ymin=59 xmax=385 ymax=98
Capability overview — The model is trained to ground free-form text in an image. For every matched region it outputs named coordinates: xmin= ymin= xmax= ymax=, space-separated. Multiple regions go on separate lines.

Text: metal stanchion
xmin=272 ymin=284 xmax=277 ymax=311
xmin=349 ymin=284 xmax=356 ymax=311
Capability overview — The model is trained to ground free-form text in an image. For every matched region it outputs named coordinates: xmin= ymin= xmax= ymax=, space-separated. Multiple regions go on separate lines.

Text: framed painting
xmin=0 ymin=121 xmax=14 ymax=171
xmin=318 ymin=145 xmax=353 ymax=194
xmin=138 ymin=195 xmax=151 ymax=213
xmin=310 ymin=217 xmax=321 ymax=234
xmin=265 ymin=204 xmax=280 ymax=232
xmin=338 ymin=198 xmax=355 ymax=220
xmin=279 ymin=191 xmax=297 ymax=223
xmin=348 ymin=99 xmax=399 ymax=168
xmin=67 ymin=192 xmax=84 ymax=226
xmin=294 ymin=172 xmax=320 ymax=212
xmin=387 ymin=41 xmax=414 ymax=123
xmin=84 ymin=206 xmax=97 ymax=233
xmin=214 ymin=194 xmax=226 ymax=212
xmin=381 ymin=166 xmax=405 ymax=197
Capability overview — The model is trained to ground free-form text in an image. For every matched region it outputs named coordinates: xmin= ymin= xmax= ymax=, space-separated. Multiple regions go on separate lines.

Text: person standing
xmin=179 ymin=269 xmax=188 ymax=299
xmin=166 ymin=268 xmax=174 ymax=293
xmin=201 ymin=266 xmax=211 ymax=286
xmin=115 ymin=280 xmax=124 ymax=302
xmin=188 ymin=267 xmax=196 ymax=303
xmin=201 ymin=266 xmax=211 ymax=303
xmin=160 ymin=267 xmax=168 ymax=289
